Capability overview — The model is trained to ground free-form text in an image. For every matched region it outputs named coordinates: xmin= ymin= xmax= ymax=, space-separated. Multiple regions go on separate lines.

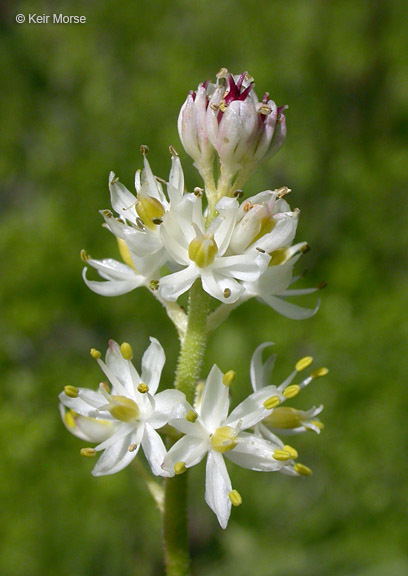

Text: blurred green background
xmin=1 ymin=0 xmax=407 ymax=575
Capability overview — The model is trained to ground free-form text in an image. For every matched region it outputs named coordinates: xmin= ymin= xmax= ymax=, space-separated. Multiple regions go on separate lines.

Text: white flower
xmin=59 ymin=339 xmax=185 ymax=477
xmin=159 ymin=195 xmax=270 ymax=303
xmin=82 ymin=151 xmax=188 ymax=296
xmin=250 ymin=342 xmax=326 ymax=437
xmin=162 ymin=364 xmax=297 ymax=528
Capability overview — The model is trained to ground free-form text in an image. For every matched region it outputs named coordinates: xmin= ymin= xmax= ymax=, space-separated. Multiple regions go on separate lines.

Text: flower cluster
xmin=60 ymin=339 xmax=326 ymax=527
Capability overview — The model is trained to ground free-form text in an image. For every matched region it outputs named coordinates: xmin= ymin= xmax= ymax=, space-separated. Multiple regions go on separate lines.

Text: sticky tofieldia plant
xmin=59 ymin=69 xmax=328 ymax=576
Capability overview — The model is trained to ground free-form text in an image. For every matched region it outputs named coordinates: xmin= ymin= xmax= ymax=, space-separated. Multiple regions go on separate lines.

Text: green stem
xmin=163 ymin=279 xmax=211 ymax=575
xmin=163 ymin=472 xmax=189 ymax=576
xmin=174 ymin=279 xmax=211 ymax=404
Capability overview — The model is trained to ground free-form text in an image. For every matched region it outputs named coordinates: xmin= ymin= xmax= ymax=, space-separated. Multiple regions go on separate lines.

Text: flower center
xmin=108 ymin=395 xmax=140 ymax=422
xmin=188 ymin=232 xmax=218 ymax=268
xmin=210 ymin=426 xmax=238 ymax=453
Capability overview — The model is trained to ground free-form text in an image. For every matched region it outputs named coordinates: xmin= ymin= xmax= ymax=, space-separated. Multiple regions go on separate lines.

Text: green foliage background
xmin=1 ymin=1 xmax=407 ymax=575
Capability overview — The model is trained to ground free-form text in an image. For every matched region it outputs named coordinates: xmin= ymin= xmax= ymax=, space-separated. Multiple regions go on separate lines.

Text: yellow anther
xmin=137 ymin=383 xmax=149 ymax=394
xmin=64 ymin=411 xmax=76 ymax=429
xmin=223 ymin=288 xmax=232 ymax=298
xmin=228 ymin=490 xmax=242 ymax=507
xmin=64 ymin=385 xmax=79 ymax=398
xmin=188 ymin=233 xmax=218 ymax=268
xmin=311 ymin=367 xmax=329 ymax=378
xmin=128 ymin=443 xmax=138 ymax=452
xmin=136 ymin=195 xmax=165 ymax=230
xmin=263 ymin=395 xmax=281 ymax=410
xmin=174 ymin=461 xmax=186 ymax=475
xmin=90 ymin=348 xmax=101 ymax=360
xmin=273 ymin=449 xmax=292 ymax=461
xmin=120 ymin=342 xmax=133 ymax=360
xmin=283 ymin=445 xmax=298 ymax=459
xmin=296 ymin=356 xmax=313 ymax=371
xmin=216 ymin=67 xmax=229 ymax=78
xmin=259 ymin=103 xmax=272 ymax=115
xmin=186 ymin=410 xmax=198 ymax=423
xmin=219 ymin=100 xmax=227 ymax=112
xmin=268 ymin=248 xmax=288 ymax=266
xmin=283 ymin=385 xmax=300 ymax=399
xmin=80 ymin=448 xmax=96 ymax=458
xmin=243 ymin=201 xmax=253 ymax=212
xmin=294 ymin=463 xmax=312 ymax=476
xmin=309 ymin=420 xmax=324 ymax=430
xmin=109 ymin=396 xmax=140 ymax=422
xmin=117 ymin=238 xmax=135 ymax=269
xmin=222 ymin=370 xmax=236 ymax=387
xmin=210 ymin=426 xmax=238 ymax=453
xmin=80 ymin=249 xmax=90 ymax=262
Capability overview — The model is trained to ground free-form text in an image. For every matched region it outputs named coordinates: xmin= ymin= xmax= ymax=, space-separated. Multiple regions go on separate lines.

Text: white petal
xmin=104 ymin=340 xmax=139 ymax=397
xmin=150 ymin=390 xmax=187 ymax=428
xmin=226 ymin=433 xmax=283 ymax=471
xmin=142 ymin=423 xmax=169 ymax=477
xmin=201 ymin=270 xmax=244 ymax=303
xmin=140 ymin=337 xmax=165 ymax=394
xmin=109 ymin=173 xmax=137 ymax=223
xmin=205 ymin=452 xmax=232 ymax=529
xmin=200 ymin=365 xmax=229 ymax=431
xmin=59 ymin=389 xmax=107 ymax=416
xmin=163 ymin=435 xmax=208 ymax=474
xmin=158 ymin=266 xmax=198 ymax=302
xmin=250 ymin=342 xmax=275 ymax=391
xmin=213 ymin=253 xmax=268 ymax=282
xmin=225 ymin=388 xmax=275 ymax=429
xmin=92 ymin=427 xmax=141 ymax=476
xmin=260 ymin=294 xmax=320 ymax=319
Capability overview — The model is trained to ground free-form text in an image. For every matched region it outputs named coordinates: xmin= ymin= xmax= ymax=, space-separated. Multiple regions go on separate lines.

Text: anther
xmin=311 ymin=367 xmax=329 ymax=379
xmin=223 ymin=370 xmax=236 ymax=387
xmin=283 ymin=445 xmax=298 ymax=459
xmin=102 ymin=209 xmax=113 ymax=218
xmin=120 ymin=342 xmax=133 ymax=360
xmin=216 ymin=67 xmax=228 ymax=78
xmin=210 ymin=102 xmax=219 ymax=111
xmin=276 ymin=186 xmax=291 ymax=198
xmin=243 ymin=201 xmax=253 ymax=212
xmin=283 ymin=385 xmax=300 ymax=399
xmin=234 ymin=189 xmax=243 ymax=198
xmin=80 ymin=448 xmax=96 ymax=458
xmin=193 ymin=187 xmax=203 ymax=197
xmin=263 ymin=395 xmax=281 ymax=410
xmin=273 ymin=449 xmax=291 ymax=461
xmin=301 ymin=244 xmax=311 ymax=254
xmin=136 ymin=217 xmax=145 ymax=230
xmin=169 ymin=145 xmax=179 ymax=157
xmin=294 ymin=463 xmax=312 ymax=476
xmin=174 ymin=461 xmax=186 ymax=475
xmin=90 ymin=348 xmax=101 ymax=360
xmin=223 ymin=288 xmax=231 ymax=298
xmin=256 ymin=247 xmax=266 ymax=253
xmin=64 ymin=385 xmax=79 ymax=398
xmin=149 ymin=279 xmax=159 ymax=291
xmin=128 ymin=443 xmax=138 ymax=452
xmin=110 ymin=176 xmax=119 ymax=184
xmin=258 ymin=104 xmax=272 ymax=115
xmin=100 ymin=382 xmax=110 ymax=393
xmin=186 ymin=410 xmax=198 ymax=423
xmin=137 ymin=383 xmax=149 ymax=394
xmin=228 ymin=490 xmax=242 ymax=507
xmin=219 ymin=100 xmax=227 ymax=112
xmin=296 ymin=356 xmax=313 ymax=372
xmin=140 ymin=144 xmax=149 ymax=155
xmin=152 ymin=218 xmax=163 ymax=225
xmin=318 ymin=281 xmax=328 ymax=290
xmin=80 ymin=249 xmax=90 ymax=262
xmin=155 ymin=176 xmax=167 ymax=185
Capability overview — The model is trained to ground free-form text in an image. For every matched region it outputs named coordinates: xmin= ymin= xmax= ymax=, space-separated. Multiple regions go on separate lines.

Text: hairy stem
xmin=163 ymin=472 xmax=190 ymax=576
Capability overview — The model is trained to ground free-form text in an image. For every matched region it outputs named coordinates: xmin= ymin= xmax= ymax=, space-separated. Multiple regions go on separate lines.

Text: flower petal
xmin=141 ymin=337 xmax=165 ymax=394
xmin=250 ymin=342 xmax=275 ymax=391
xmin=200 ymin=365 xmax=229 ymax=431
xmin=142 ymin=423 xmax=170 ymax=477
xmin=92 ymin=427 xmax=141 ymax=476
xmin=205 ymin=451 xmax=232 ymax=529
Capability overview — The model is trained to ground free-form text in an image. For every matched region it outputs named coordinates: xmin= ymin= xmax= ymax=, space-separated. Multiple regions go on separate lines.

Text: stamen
xmin=174 ymin=461 xmax=186 ymax=475
xmin=110 ymin=175 xmax=119 ymax=184
xmin=276 ymin=186 xmax=291 ymax=198
xmin=263 ymin=395 xmax=281 ymax=410
xmin=283 ymin=445 xmax=298 ymax=459
xmin=210 ymin=102 xmax=219 ymax=112
xmin=80 ymin=249 xmax=90 ymax=262
xmin=233 ymin=189 xmax=243 ymax=198
xmin=311 ymin=367 xmax=329 ymax=379
xmin=258 ymin=103 xmax=272 ymax=115
xmin=100 ymin=381 xmax=110 ymax=393
xmin=64 ymin=385 xmax=79 ymax=398
xmin=169 ymin=145 xmax=179 ymax=157
xmin=223 ymin=370 xmax=236 ymax=387
xmin=149 ymin=279 xmax=159 ymax=291
xmin=216 ymin=67 xmax=228 ymax=79
xmin=137 ymin=383 xmax=149 ymax=394
xmin=273 ymin=449 xmax=291 ymax=461
xmin=300 ymin=243 xmax=311 ymax=254
xmin=120 ymin=342 xmax=133 ymax=360
xmin=102 ymin=209 xmax=113 ymax=219
xmin=139 ymin=144 xmax=149 ymax=155
xmin=223 ymin=288 xmax=232 ymax=298
xmin=64 ymin=410 xmax=76 ymax=428
xmin=193 ymin=187 xmax=203 ymax=197
xmin=219 ymin=100 xmax=227 ymax=112
xmin=296 ymin=356 xmax=313 ymax=371
xmin=90 ymin=348 xmax=101 ymax=360
xmin=243 ymin=201 xmax=253 ymax=212
xmin=128 ymin=443 xmax=138 ymax=452
xmin=228 ymin=490 xmax=242 ymax=507
xmin=294 ymin=463 xmax=312 ymax=476
xmin=152 ymin=218 xmax=163 ymax=225
xmin=80 ymin=448 xmax=96 ymax=458
xmin=283 ymin=385 xmax=300 ymax=399
xmin=256 ymin=247 xmax=266 ymax=253
xmin=186 ymin=410 xmax=198 ymax=423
